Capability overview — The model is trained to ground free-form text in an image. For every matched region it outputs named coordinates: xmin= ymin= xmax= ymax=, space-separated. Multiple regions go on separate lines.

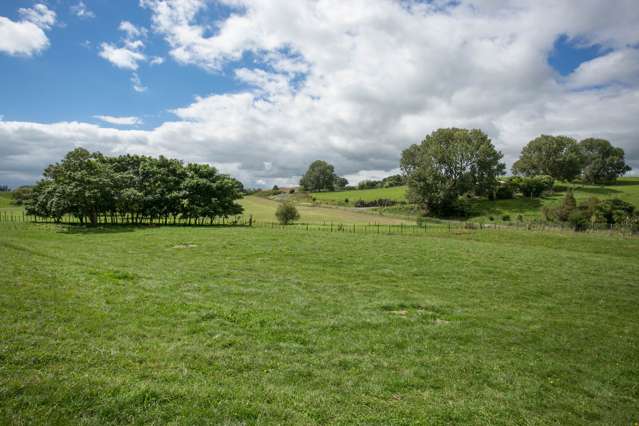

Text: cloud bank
xmin=2 ymin=0 xmax=639 ymax=187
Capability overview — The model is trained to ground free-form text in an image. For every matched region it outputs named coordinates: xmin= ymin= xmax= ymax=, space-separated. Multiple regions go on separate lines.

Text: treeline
xmin=26 ymin=148 xmax=243 ymax=225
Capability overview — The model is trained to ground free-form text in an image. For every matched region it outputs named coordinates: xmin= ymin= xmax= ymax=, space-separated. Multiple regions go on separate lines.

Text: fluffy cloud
xmin=2 ymin=0 xmax=639 ymax=187
xmin=99 ymin=42 xmax=146 ymax=70
xmin=0 ymin=4 xmax=56 ymax=56
xmin=94 ymin=115 xmax=143 ymax=126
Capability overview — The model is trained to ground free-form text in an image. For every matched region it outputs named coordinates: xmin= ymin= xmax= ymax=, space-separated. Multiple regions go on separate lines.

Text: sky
xmin=1 ymin=0 xmax=638 ymax=188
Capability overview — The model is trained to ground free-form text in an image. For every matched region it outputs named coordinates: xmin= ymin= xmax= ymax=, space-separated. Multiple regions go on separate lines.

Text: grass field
xmin=240 ymin=195 xmax=411 ymax=224
xmin=0 ymin=192 xmax=22 ymax=214
xmin=1 ymin=223 xmax=638 ymax=424
xmin=311 ymin=186 xmax=408 ymax=204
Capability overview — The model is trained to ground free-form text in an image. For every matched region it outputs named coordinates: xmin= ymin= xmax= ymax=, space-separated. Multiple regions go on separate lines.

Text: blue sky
xmin=1 ymin=1 xmax=638 ymax=187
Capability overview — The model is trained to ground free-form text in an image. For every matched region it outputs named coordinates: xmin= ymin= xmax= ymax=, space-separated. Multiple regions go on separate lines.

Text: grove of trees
xmin=512 ymin=135 xmax=630 ymax=184
xmin=26 ymin=148 xmax=244 ymax=225
xmin=401 ymin=128 xmax=505 ymax=216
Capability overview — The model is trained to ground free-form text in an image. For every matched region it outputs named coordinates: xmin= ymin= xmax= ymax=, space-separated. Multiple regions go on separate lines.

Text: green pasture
xmin=1 ymin=223 xmax=638 ymax=424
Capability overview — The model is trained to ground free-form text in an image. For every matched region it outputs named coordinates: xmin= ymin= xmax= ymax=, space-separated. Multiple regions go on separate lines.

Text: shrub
xmin=511 ymin=175 xmax=554 ymax=197
xmin=555 ymin=191 xmax=577 ymax=221
xmin=288 ymin=188 xmax=295 ymax=194
xmin=568 ymin=210 xmax=589 ymax=231
xmin=596 ymin=198 xmax=635 ymax=225
xmin=354 ymin=199 xmax=397 ymax=208
xmin=502 ymin=215 xmax=511 ymax=221
xmin=488 ymin=215 xmax=494 ymax=221
xmin=275 ymin=202 xmax=300 ymax=225
xmin=495 ymin=184 xmax=514 ymax=200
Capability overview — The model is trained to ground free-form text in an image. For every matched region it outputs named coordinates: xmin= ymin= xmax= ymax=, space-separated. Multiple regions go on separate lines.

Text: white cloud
xmin=70 ymin=1 xmax=95 ymax=19
xmin=94 ymin=115 xmax=143 ymax=126
xmin=99 ymin=42 xmax=146 ymax=70
xmin=0 ymin=4 xmax=55 ymax=56
xmin=3 ymin=1 xmax=639 ymax=187
xmin=119 ymin=21 xmax=147 ymax=38
xmin=150 ymin=56 xmax=165 ymax=65
xmin=18 ymin=4 xmax=56 ymax=30
xmin=567 ymin=49 xmax=639 ymax=88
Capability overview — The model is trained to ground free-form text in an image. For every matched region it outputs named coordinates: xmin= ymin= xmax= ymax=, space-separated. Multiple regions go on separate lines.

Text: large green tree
xmin=579 ymin=138 xmax=630 ymax=184
xmin=299 ymin=160 xmax=337 ymax=192
xmin=512 ymin=135 xmax=584 ymax=181
xmin=400 ymin=128 xmax=505 ymax=216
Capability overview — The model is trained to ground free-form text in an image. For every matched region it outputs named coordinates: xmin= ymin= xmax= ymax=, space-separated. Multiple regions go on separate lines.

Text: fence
xmin=0 ymin=210 xmax=636 ymax=237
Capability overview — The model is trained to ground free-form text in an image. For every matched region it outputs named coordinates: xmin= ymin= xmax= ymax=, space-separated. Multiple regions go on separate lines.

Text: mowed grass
xmin=1 ymin=223 xmax=638 ymax=424
xmin=240 ymin=195 xmax=411 ymax=224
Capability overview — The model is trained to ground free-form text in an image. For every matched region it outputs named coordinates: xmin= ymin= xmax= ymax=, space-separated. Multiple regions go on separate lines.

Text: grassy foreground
xmin=1 ymin=223 xmax=638 ymax=424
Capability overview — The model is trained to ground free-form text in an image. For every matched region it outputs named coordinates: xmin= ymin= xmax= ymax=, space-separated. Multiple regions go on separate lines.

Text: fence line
xmin=0 ymin=210 xmax=636 ymax=237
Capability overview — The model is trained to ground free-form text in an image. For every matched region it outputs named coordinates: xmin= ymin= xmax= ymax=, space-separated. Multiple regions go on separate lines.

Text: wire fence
xmin=0 ymin=210 xmax=636 ymax=237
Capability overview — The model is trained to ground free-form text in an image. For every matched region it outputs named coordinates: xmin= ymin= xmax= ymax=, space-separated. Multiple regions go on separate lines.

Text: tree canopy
xmin=401 ymin=128 xmax=505 ymax=216
xmin=579 ymin=138 xmax=631 ymax=184
xmin=512 ymin=135 xmax=584 ymax=181
xmin=26 ymin=148 xmax=243 ymax=225
xmin=299 ymin=160 xmax=341 ymax=192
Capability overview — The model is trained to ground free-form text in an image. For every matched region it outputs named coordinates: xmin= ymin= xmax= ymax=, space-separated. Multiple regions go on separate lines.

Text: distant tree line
xmin=0 ymin=185 xmax=10 ymax=192
xmin=357 ymin=174 xmax=406 ymax=190
xmin=26 ymin=148 xmax=243 ymax=225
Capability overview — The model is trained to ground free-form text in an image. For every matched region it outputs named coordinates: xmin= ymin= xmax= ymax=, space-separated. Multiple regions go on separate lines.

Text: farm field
xmin=239 ymin=194 xmax=411 ymax=224
xmin=1 ymin=223 xmax=638 ymax=424
xmin=311 ymin=185 xmax=408 ymax=204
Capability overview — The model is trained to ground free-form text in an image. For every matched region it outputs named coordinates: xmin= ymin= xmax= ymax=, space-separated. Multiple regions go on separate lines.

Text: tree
xmin=381 ymin=174 xmax=405 ymax=188
xmin=299 ymin=160 xmax=337 ymax=192
xmin=276 ymin=202 xmax=300 ymax=224
xmin=334 ymin=176 xmax=349 ymax=191
xmin=357 ymin=180 xmax=382 ymax=190
xmin=512 ymin=135 xmax=584 ymax=181
xmin=0 ymin=185 xmax=9 ymax=192
xmin=400 ymin=128 xmax=505 ymax=216
xmin=579 ymin=138 xmax=630 ymax=184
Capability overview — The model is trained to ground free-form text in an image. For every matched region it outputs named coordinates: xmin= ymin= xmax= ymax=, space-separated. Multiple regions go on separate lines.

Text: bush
xmin=596 ymin=198 xmax=635 ymax=225
xmin=502 ymin=215 xmax=511 ymax=221
xmin=354 ymin=198 xmax=397 ymax=208
xmin=511 ymin=175 xmax=554 ymax=197
xmin=556 ymin=191 xmax=577 ymax=221
xmin=288 ymin=188 xmax=295 ymax=194
xmin=488 ymin=215 xmax=494 ymax=221
xmin=344 ymin=198 xmax=349 ymax=204
xmin=495 ymin=184 xmax=514 ymax=200
xmin=568 ymin=210 xmax=588 ymax=231
xmin=275 ymin=202 xmax=300 ymax=225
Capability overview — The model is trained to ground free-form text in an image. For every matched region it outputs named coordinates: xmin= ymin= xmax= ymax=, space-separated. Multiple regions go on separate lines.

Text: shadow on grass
xmin=57 ymin=223 xmax=251 ymax=234
xmin=573 ymin=186 xmax=621 ymax=196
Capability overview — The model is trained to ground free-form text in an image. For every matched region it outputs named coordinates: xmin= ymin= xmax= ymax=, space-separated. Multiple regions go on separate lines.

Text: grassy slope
xmin=1 ymin=223 xmax=638 ymax=424
xmin=0 ymin=192 xmax=21 ymax=214
xmin=240 ymin=195 xmax=411 ymax=224
xmin=311 ymin=186 xmax=408 ymax=204
xmin=311 ymin=178 xmax=639 ymax=223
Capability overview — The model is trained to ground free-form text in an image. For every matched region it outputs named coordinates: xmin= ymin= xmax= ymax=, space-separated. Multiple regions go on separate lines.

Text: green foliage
xmin=381 ymin=174 xmax=406 ymax=188
xmin=579 ymin=138 xmax=631 ymax=184
xmin=595 ymin=198 xmax=635 ymax=225
xmin=25 ymin=148 xmax=243 ymax=225
xmin=556 ymin=191 xmax=577 ymax=222
xmin=494 ymin=183 xmax=514 ymax=200
xmin=275 ymin=202 xmax=300 ymax=224
xmin=510 ymin=175 xmax=555 ymax=198
xmin=512 ymin=135 xmax=584 ymax=181
xmin=11 ymin=186 xmax=33 ymax=205
xmin=299 ymin=160 xmax=338 ymax=192
xmin=401 ymin=128 xmax=505 ymax=216
xmin=334 ymin=176 xmax=349 ymax=190
xmin=357 ymin=179 xmax=382 ymax=190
